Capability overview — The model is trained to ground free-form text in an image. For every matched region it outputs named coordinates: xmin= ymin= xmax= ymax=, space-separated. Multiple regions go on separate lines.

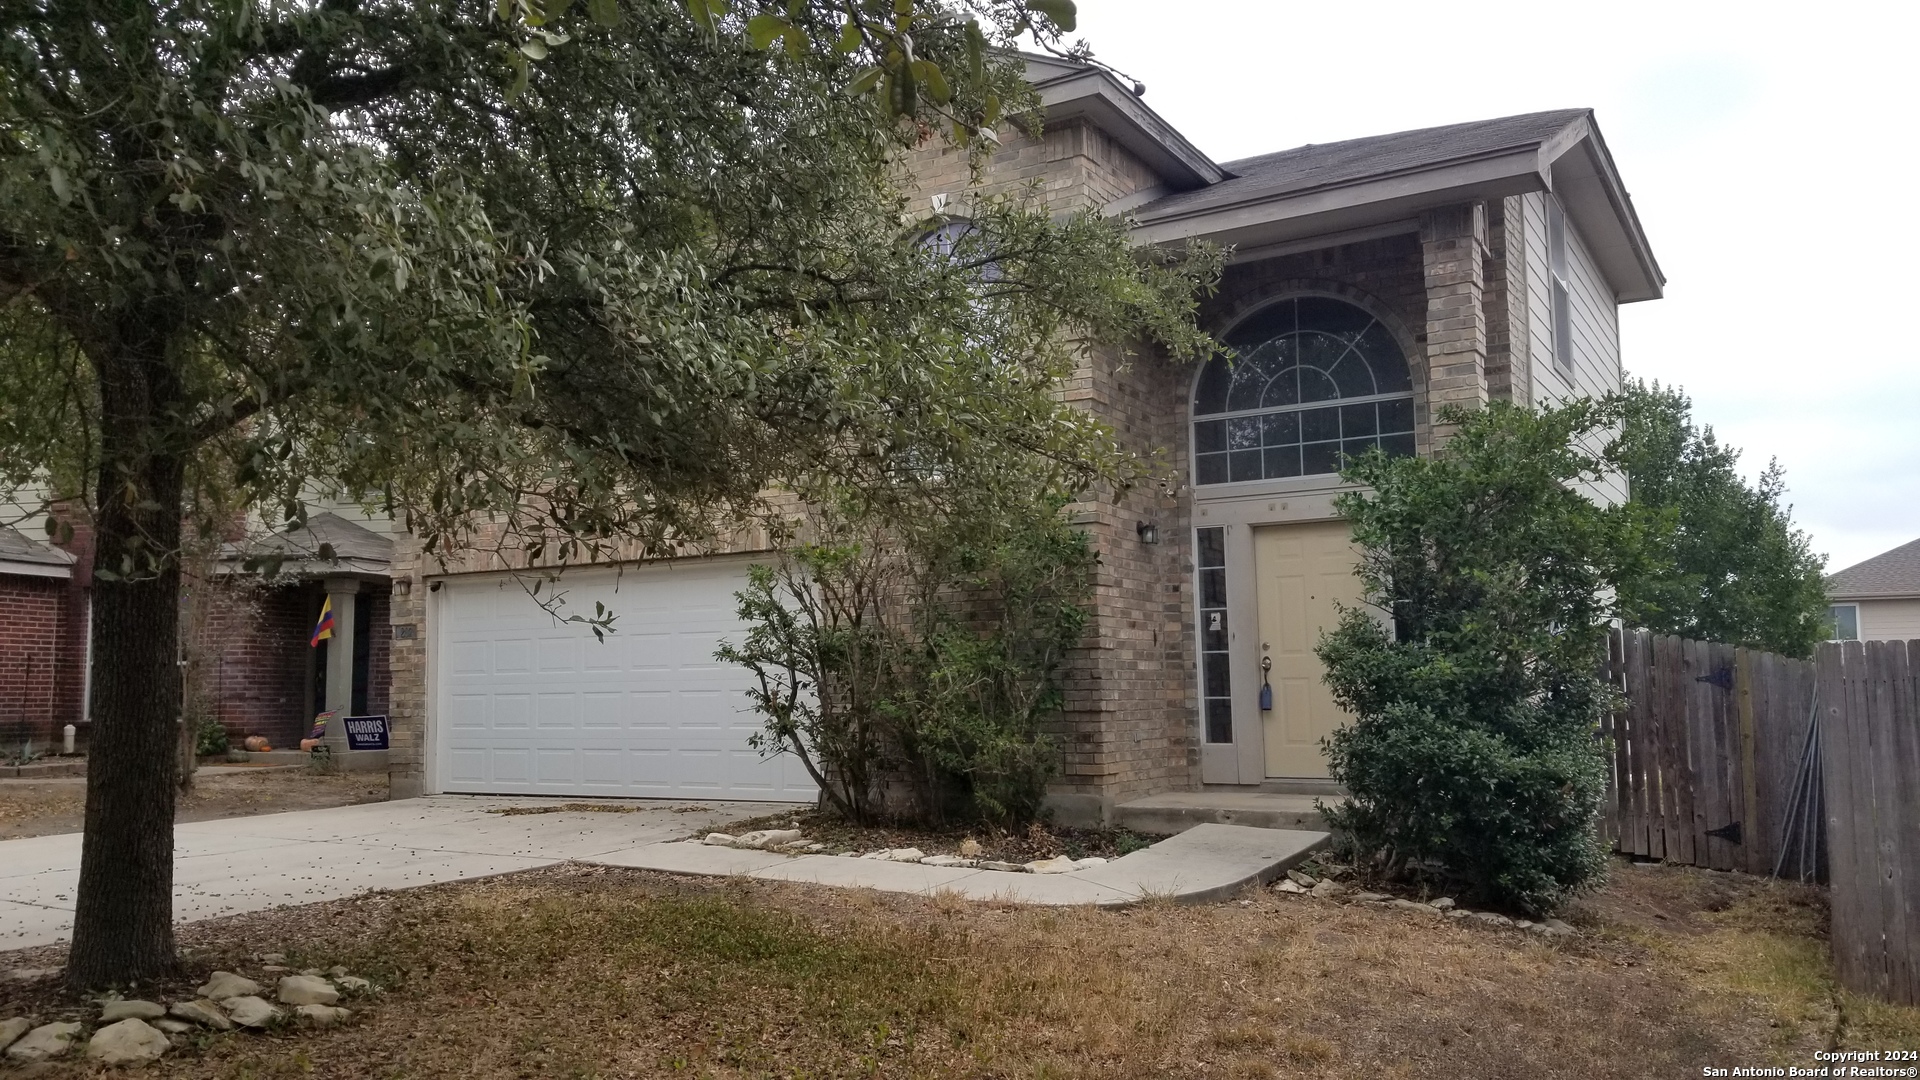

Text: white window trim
xmin=1828 ymin=602 xmax=1861 ymax=642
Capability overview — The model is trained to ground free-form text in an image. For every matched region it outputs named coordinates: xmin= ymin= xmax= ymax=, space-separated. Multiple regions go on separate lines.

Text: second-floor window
xmin=1192 ymin=296 xmax=1415 ymax=486
xmin=1548 ymin=197 xmax=1573 ymax=372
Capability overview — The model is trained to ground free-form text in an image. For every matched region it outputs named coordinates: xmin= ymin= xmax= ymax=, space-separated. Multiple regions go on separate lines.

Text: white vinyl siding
xmin=1858 ymin=598 xmax=1920 ymax=642
xmin=1522 ymin=191 xmax=1627 ymax=506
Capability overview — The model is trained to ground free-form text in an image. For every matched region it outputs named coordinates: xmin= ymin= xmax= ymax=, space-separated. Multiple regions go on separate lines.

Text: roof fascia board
xmin=1222 ymin=219 xmax=1421 ymax=264
xmin=1128 ymin=148 xmax=1546 ymax=249
xmin=1541 ymin=118 xmax=1665 ymax=302
xmin=0 ymin=558 xmax=71 ymax=579
xmin=1828 ymin=590 xmax=1920 ymax=602
xmin=1031 ymin=70 xmax=1225 ymax=190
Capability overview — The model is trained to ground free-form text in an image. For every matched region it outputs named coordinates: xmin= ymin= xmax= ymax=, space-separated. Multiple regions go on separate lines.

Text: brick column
xmin=1420 ymin=203 xmax=1491 ymax=442
xmin=1483 ymin=196 xmax=1531 ymax=407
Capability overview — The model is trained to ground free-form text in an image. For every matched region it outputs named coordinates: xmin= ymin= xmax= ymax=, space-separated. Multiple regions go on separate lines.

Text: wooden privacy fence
xmin=1602 ymin=628 xmax=1822 ymax=878
xmin=1818 ymin=638 xmax=1920 ymax=1007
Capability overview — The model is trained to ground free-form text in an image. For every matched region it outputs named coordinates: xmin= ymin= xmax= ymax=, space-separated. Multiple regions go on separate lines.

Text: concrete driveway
xmin=0 ymin=796 xmax=798 ymax=951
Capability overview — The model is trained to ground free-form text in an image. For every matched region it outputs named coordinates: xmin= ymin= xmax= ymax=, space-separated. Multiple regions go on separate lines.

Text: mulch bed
xmin=706 ymin=808 xmax=1156 ymax=863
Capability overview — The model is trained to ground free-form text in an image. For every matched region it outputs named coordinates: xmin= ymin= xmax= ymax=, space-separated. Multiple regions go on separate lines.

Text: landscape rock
xmin=958 ymin=838 xmax=983 ymax=857
xmin=733 ymin=829 xmax=804 ymax=850
xmin=977 ymin=860 xmax=1026 ymax=873
xmin=701 ymin=833 xmax=738 ymax=847
xmin=0 ymin=1018 xmax=31 ymax=1053
xmin=1351 ymin=891 xmax=1389 ymax=903
xmin=1273 ymin=878 xmax=1308 ymax=894
xmin=326 ymin=966 xmax=349 ymax=979
xmin=1469 ymin=912 xmax=1515 ymax=927
xmin=1309 ymin=880 xmax=1347 ymax=899
xmin=1318 ymin=863 xmax=1353 ymax=880
xmin=196 ymin=971 xmax=262 ymax=1001
xmin=1531 ymin=918 xmax=1576 ymax=938
xmin=1446 ymin=908 xmax=1470 ymax=919
xmin=883 ymin=847 xmax=927 ymax=863
xmin=920 ymin=855 xmax=975 ymax=868
xmin=152 ymin=1019 xmax=194 ymax=1035
xmin=257 ymin=953 xmax=287 ymax=964
xmin=1389 ymin=898 xmax=1443 ymax=916
xmin=1514 ymin=919 xmax=1535 ymax=930
xmin=168 ymin=1000 xmax=234 ymax=1031
xmin=294 ymin=1005 xmax=352 ymax=1029
xmin=1429 ymin=897 xmax=1456 ymax=911
xmin=222 ymin=996 xmax=281 ymax=1029
xmin=99 ymin=999 xmax=166 ymax=1023
xmin=86 ymin=1019 xmax=171 ymax=1064
xmin=334 ymin=976 xmax=372 ymax=993
xmin=5 ymin=1022 xmax=81 ymax=1062
xmin=1025 ymin=855 xmax=1078 ymax=875
xmin=1073 ymin=857 xmax=1108 ymax=869
xmin=277 ymin=975 xmax=340 ymax=1006
xmin=1285 ymin=869 xmax=1317 ymax=888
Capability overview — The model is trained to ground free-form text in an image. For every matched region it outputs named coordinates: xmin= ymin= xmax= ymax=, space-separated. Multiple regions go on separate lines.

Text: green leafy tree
xmin=1613 ymin=380 xmax=1828 ymax=657
xmin=1317 ymin=401 xmax=1641 ymax=914
xmin=0 ymin=0 xmax=1216 ymax=986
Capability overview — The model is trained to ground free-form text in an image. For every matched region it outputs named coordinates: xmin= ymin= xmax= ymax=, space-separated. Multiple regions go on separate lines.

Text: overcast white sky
xmin=1067 ymin=0 xmax=1918 ymax=573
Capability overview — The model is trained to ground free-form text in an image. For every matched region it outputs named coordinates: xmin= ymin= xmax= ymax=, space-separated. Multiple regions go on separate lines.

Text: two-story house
xmin=377 ymin=55 xmax=1664 ymax=823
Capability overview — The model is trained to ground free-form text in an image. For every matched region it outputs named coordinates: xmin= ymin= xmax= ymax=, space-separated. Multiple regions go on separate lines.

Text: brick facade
xmin=0 ymin=575 xmax=69 ymax=745
xmin=379 ymin=120 xmax=1509 ymax=814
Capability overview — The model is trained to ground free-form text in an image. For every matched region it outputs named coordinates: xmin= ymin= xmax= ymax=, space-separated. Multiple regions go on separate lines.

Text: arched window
xmin=1192 ymin=296 xmax=1415 ymax=486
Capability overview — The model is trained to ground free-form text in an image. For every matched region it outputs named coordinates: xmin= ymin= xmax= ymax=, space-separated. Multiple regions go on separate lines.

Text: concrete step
xmin=1114 ymin=791 xmax=1342 ymax=836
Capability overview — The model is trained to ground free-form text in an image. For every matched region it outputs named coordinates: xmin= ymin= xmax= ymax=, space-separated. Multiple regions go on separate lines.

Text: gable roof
xmin=1020 ymin=54 xmax=1224 ymax=190
xmin=1016 ymin=55 xmax=1666 ymax=304
xmin=1141 ymin=110 xmax=1591 ymax=218
xmin=0 ymin=524 xmax=75 ymax=579
xmin=220 ymin=511 xmax=393 ymax=578
xmin=1828 ymin=538 xmax=1920 ymax=600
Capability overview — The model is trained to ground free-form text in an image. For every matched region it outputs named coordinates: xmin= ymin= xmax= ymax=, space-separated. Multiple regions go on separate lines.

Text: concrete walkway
xmin=593 ymin=823 xmax=1328 ymax=907
xmin=1 ymin=801 xmax=1329 ymax=953
xmin=0 ymin=796 xmax=794 ymax=951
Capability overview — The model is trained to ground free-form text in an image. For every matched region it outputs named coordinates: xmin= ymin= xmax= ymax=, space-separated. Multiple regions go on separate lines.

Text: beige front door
xmin=1253 ymin=520 xmax=1367 ymax=778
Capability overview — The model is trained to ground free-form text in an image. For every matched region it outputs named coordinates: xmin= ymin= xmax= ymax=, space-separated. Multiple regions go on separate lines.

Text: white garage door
xmin=434 ymin=560 xmax=816 ymax=801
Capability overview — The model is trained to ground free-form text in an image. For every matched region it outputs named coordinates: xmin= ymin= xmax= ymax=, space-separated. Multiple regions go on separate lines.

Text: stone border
xmin=595 ymin=823 xmax=1330 ymax=908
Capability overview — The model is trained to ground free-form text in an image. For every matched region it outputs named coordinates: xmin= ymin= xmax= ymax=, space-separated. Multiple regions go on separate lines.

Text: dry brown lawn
xmin=0 ymin=770 xmax=388 ymax=840
xmin=3 ymin=858 xmax=1914 ymax=1079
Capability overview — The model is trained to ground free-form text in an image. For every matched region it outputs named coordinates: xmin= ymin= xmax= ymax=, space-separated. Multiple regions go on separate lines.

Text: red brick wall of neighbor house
xmin=0 ymin=575 xmax=67 ymax=744
xmin=194 ymin=583 xmax=392 ymax=748
xmin=49 ymin=504 xmax=94 ymax=734
xmin=195 ymin=581 xmax=315 ymax=747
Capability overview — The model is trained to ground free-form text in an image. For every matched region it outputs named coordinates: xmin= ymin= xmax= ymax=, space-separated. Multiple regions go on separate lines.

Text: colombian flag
xmin=310 ymin=596 xmax=335 ymax=647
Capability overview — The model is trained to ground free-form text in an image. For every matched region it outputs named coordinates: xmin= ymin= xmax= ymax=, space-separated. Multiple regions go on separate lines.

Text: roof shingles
xmin=1827 ymin=537 xmax=1920 ymax=600
xmin=1135 ymin=109 xmax=1589 ymax=221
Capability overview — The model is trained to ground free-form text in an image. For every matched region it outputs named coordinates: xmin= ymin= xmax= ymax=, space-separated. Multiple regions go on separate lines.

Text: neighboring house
xmin=379 ymin=54 xmax=1664 ymax=822
xmin=1825 ymin=538 xmax=1920 ymax=642
xmin=0 ymin=524 xmax=87 ymax=746
xmin=193 ymin=508 xmax=399 ymax=749
xmin=0 ymin=493 xmax=398 ymax=753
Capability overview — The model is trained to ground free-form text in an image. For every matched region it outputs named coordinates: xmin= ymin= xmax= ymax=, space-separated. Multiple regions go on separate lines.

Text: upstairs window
xmin=1548 ymin=198 xmax=1573 ymax=372
xmin=1192 ymin=297 xmax=1415 ymax=486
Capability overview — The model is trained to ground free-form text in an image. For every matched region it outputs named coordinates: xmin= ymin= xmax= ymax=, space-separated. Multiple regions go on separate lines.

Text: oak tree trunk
xmin=66 ymin=327 xmax=187 ymax=990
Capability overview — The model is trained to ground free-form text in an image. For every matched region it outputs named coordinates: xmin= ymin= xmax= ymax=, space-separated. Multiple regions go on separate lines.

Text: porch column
xmin=1420 ymin=202 xmax=1491 ymax=446
xmin=321 ymin=576 xmax=360 ymax=752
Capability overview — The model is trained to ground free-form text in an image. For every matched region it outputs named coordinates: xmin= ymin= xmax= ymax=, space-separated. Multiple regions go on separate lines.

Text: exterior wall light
xmin=1136 ymin=521 xmax=1160 ymax=545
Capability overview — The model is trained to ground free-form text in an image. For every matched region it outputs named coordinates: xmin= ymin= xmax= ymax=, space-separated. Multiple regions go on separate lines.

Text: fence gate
xmin=1818 ymin=639 xmax=1920 ymax=1007
xmin=1603 ymin=627 xmax=1821 ymax=878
